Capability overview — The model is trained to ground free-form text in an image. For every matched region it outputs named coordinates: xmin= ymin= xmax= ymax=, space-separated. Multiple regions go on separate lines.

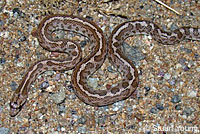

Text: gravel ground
xmin=0 ymin=0 xmax=199 ymax=133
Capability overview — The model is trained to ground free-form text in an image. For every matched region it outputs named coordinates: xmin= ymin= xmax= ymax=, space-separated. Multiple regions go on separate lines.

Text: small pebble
xmin=77 ymin=7 xmax=82 ymax=13
xmin=168 ymin=78 xmax=176 ymax=86
xmin=58 ymin=105 xmax=66 ymax=113
xmin=50 ymin=87 xmax=66 ymax=104
xmin=77 ymin=126 xmax=87 ymax=133
xmin=61 ymin=127 xmax=65 ymax=132
xmin=171 ymin=95 xmax=181 ymax=103
xmin=40 ymin=81 xmax=49 ymax=89
xmin=112 ymin=101 xmax=124 ymax=111
xmin=122 ymin=42 xmax=145 ymax=65
xmin=85 ymin=16 xmax=93 ymax=21
xmin=194 ymin=53 xmax=199 ymax=59
xmin=80 ymin=40 xmax=87 ymax=47
xmin=180 ymin=47 xmax=192 ymax=53
xmin=158 ymin=70 xmax=165 ymax=77
xmin=178 ymin=58 xmax=186 ymax=65
xmin=45 ymin=71 xmax=54 ymax=76
xmin=187 ymin=90 xmax=197 ymax=98
xmin=175 ymin=104 xmax=181 ymax=110
xmin=12 ymin=8 xmax=21 ymax=15
xmin=54 ymin=74 xmax=61 ymax=81
xmin=0 ymin=57 xmax=6 ymax=64
xmin=107 ymin=66 xmax=115 ymax=73
xmin=10 ymin=81 xmax=18 ymax=91
xmin=144 ymin=86 xmax=151 ymax=92
xmin=87 ymin=78 xmax=98 ymax=89
xmin=164 ymin=73 xmax=171 ymax=80
xmin=156 ymin=103 xmax=164 ymax=110
xmin=71 ymin=109 xmax=77 ymax=115
xmin=24 ymin=130 xmax=35 ymax=134
xmin=182 ymin=107 xmax=195 ymax=116
xmin=150 ymin=107 xmax=158 ymax=114
xmin=0 ymin=127 xmax=10 ymax=134
xmin=182 ymin=65 xmax=190 ymax=71
xmin=0 ymin=20 xmax=4 ymax=26
xmin=78 ymin=116 xmax=87 ymax=124
xmin=196 ymin=67 xmax=200 ymax=72
xmin=144 ymin=86 xmax=151 ymax=96
xmin=66 ymin=84 xmax=74 ymax=92
xmin=19 ymin=35 xmax=26 ymax=42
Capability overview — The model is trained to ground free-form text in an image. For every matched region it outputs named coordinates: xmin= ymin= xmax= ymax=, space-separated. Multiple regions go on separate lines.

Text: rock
xmin=50 ymin=87 xmax=66 ymax=104
xmin=171 ymin=95 xmax=181 ymax=103
xmin=187 ymin=90 xmax=197 ymax=98
xmin=0 ymin=127 xmax=10 ymax=134
xmin=87 ymin=78 xmax=98 ymax=89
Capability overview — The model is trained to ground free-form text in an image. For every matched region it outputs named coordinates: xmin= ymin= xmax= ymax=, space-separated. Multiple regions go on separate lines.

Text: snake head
xmin=10 ymin=93 xmax=27 ymax=117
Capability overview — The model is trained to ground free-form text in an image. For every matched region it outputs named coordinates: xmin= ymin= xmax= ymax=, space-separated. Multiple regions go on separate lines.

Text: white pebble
xmin=187 ymin=90 xmax=197 ymax=98
xmin=87 ymin=78 xmax=98 ymax=89
xmin=164 ymin=73 xmax=171 ymax=80
xmin=196 ymin=67 xmax=200 ymax=72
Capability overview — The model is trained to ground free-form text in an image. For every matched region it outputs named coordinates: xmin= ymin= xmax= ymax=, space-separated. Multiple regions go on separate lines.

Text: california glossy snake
xmin=10 ymin=14 xmax=200 ymax=117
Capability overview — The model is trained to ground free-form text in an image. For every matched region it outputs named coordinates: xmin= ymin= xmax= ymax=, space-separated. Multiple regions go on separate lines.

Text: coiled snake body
xmin=10 ymin=14 xmax=200 ymax=117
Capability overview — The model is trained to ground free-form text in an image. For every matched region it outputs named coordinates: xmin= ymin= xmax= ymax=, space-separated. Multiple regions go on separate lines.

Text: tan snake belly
xmin=10 ymin=14 xmax=200 ymax=117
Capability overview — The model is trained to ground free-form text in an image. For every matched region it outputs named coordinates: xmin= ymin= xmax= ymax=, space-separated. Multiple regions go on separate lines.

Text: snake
xmin=10 ymin=14 xmax=200 ymax=117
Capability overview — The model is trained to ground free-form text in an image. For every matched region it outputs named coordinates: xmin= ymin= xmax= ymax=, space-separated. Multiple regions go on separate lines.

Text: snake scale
xmin=10 ymin=14 xmax=200 ymax=117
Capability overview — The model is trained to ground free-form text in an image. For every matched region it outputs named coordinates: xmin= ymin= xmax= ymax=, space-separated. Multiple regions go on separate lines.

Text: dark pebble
xmin=58 ymin=105 xmax=66 ymax=112
xmin=40 ymin=81 xmax=49 ymax=89
xmin=107 ymin=66 xmax=115 ymax=73
xmin=80 ymin=40 xmax=87 ymax=48
xmin=0 ymin=127 xmax=10 ymax=134
xmin=78 ymin=116 xmax=87 ymax=124
xmin=77 ymin=7 xmax=82 ymax=13
xmin=122 ymin=42 xmax=145 ymax=65
xmin=180 ymin=47 xmax=192 ymax=53
xmin=183 ymin=65 xmax=190 ymax=71
xmin=182 ymin=107 xmax=195 ymax=116
xmin=175 ymin=104 xmax=181 ymax=110
xmin=169 ymin=22 xmax=178 ymax=30
xmin=10 ymin=81 xmax=18 ymax=91
xmin=178 ymin=58 xmax=186 ymax=65
xmin=71 ymin=110 xmax=77 ymax=115
xmin=144 ymin=86 xmax=150 ymax=96
xmin=127 ymin=125 xmax=135 ymax=129
xmin=19 ymin=36 xmax=26 ymax=42
xmin=0 ymin=107 xmax=2 ymax=113
xmin=85 ymin=16 xmax=93 ymax=21
xmin=66 ymin=84 xmax=74 ymax=92
xmin=145 ymin=131 xmax=151 ymax=134
xmin=139 ymin=5 xmax=144 ymax=9
xmin=17 ymin=30 xmax=23 ymax=36
xmin=0 ymin=20 xmax=4 ymax=26
xmin=158 ymin=70 xmax=165 ymax=77
xmin=97 ymin=117 xmax=106 ymax=125
xmin=0 ymin=58 xmax=6 ymax=64
xmin=156 ymin=103 xmax=164 ymax=110
xmin=12 ymin=8 xmax=21 ymax=15
xmin=144 ymin=86 xmax=151 ymax=92
xmin=25 ymin=48 xmax=30 ymax=54
xmin=194 ymin=53 xmax=199 ymax=59
xmin=171 ymin=95 xmax=181 ymax=103
xmin=70 ymin=120 xmax=76 ymax=126
xmin=58 ymin=105 xmax=66 ymax=115
xmin=150 ymin=107 xmax=158 ymax=114
xmin=168 ymin=78 xmax=176 ymax=86
xmin=68 ymin=94 xmax=77 ymax=100
xmin=190 ymin=12 xmax=194 ymax=16
xmin=77 ymin=126 xmax=87 ymax=133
